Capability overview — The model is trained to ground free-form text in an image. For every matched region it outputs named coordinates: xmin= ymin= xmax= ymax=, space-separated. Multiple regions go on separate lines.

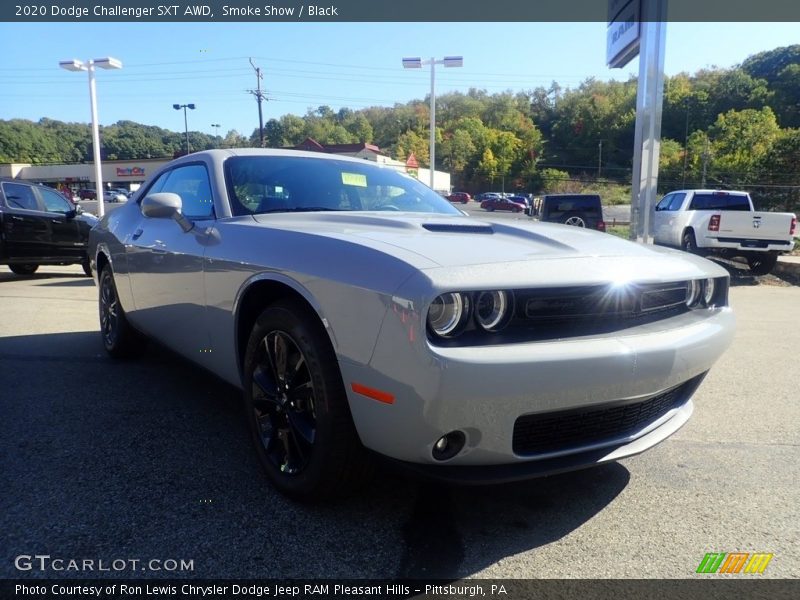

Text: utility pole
xmin=248 ymin=58 xmax=265 ymax=146
xmin=682 ymin=98 xmax=690 ymax=187
xmin=701 ymin=137 xmax=710 ymax=188
xmin=598 ymin=140 xmax=603 ymax=178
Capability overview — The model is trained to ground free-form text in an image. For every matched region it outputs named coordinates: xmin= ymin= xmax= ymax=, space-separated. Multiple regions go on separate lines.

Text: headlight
xmin=702 ymin=278 xmax=716 ymax=306
xmin=686 ymin=280 xmax=701 ymax=308
xmin=475 ymin=290 xmax=512 ymax=331
xmin=427 ymin=292 xmax=470 ymax=337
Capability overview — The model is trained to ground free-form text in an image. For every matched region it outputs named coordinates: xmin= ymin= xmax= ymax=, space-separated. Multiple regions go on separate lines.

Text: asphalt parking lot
xmin=1 ymin=261 xmax=798 ymax=580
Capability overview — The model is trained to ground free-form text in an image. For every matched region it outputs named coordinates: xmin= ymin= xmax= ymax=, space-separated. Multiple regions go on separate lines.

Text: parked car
xmin=77 ymin=188 xmax=97 ymax=200
xmin=103 ymin=190 xmax=127 ymax=203
xmin=481 ymin=196 xmax=527 ymax=213
xmin=446 ymin=192 xmax=471 ymax=204
xmin=507 ymin=195 xmax=531 ymax=208
xmin=530 ymin=194 xmax=606 ymax=231
xmin=89 ymin=149 xmax=734 ymax=500
xmin=0 ymin=178 xmax=98 ymax=276
xmin=475 ymin=192 xmax=502 ymax=203
xmin=653 ymin=189 xmax=796 ymax=275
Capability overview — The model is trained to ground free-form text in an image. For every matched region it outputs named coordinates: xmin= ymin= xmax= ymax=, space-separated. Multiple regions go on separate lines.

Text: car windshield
xmin=225 ymin=155 xmax=462 ymax=217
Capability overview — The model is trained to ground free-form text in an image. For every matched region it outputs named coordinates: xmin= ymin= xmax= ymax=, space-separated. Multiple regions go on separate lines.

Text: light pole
xmin=173 ymin=103 xmax=196 ymax=154
xmin=59 ymin=57 xmax=122 ymax=218
xmin=211 ymin=123 xmax=221 ymax=148
xmin=402 ymin=56 xmax=463 ymax=189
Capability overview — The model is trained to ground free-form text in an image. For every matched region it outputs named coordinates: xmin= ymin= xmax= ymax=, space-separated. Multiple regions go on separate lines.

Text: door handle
xmin=11 ymin=216 xmax=23 ymax=222
xmin=51 ymin=219 xmax=63 ymax=224
xmin=131 ymin=228 xmax=143 ymax=240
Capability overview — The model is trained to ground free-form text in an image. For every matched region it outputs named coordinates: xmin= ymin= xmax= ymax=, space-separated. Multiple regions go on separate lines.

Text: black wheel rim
xmin=99 ymin=273 xmax=118 ymax=347
xmin=250 ymin=330 xmax=317 ymax=476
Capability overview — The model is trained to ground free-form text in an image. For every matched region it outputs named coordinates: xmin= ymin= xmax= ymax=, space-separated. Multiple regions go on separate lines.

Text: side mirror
xmin=141 ymin=192 xmax=194 ymax=233
xmin=65 ymin=209 xmax=77 ymax=219
xmin=141 ymin=192 xmax=181 ymax=218
xmin=74 ymin=204 xmax=84 ymax=215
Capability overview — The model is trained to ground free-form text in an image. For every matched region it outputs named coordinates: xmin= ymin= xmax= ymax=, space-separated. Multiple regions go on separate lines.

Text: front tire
xmin=98 ymin=266 xmax=147 ymax=358
xmin=9 ymin=264 xmax=38 ymax=275
xmin=747 ymin=252 xmax=778 ymax=276
xmin=243 ymin=301 xmax=370 ymax=501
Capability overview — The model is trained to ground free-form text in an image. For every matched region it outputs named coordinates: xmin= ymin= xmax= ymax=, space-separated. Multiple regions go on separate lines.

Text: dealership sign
xmin=116 ymin=167 xmax=145 ymax=177
xmin=607 ymin=0 xmax=640 ymax=68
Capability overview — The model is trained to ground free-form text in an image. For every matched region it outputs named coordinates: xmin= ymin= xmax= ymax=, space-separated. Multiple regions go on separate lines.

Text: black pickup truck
xmin=0 ymin=178 xmax=98 ymax=276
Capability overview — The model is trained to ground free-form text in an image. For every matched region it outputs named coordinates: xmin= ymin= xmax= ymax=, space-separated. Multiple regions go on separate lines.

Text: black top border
xmin=3 ymin=0 xmax=800 ymax=23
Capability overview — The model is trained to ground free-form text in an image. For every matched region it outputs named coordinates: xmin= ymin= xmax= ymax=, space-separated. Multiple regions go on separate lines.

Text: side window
xmin=655 ymin=194 xmax=673 ymax=211
xmin=161 ymin=165 xmax=214 ymax=218
xmin=139 ymin=170 xmax=171 ymax=199
xmin=2 ymin=182 xmax=39 ymax=211
xmin=39 ymin=187 xmax=73 ymax=213
xmin=667 ymin=192 xmax=686 ymax=211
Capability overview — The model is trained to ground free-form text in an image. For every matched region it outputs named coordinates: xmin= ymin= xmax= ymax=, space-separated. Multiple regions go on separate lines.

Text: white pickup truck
xmin=653 ymin=190 xmax=797 ymax=275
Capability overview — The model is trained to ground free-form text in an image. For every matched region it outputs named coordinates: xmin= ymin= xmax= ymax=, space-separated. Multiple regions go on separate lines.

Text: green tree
xmin=709 ymin=107 xmax=780 ymax=182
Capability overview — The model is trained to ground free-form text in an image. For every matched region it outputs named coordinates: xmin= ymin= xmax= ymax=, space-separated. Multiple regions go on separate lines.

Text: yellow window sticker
xmin=342 ymin=172 xmax=367 ymax=187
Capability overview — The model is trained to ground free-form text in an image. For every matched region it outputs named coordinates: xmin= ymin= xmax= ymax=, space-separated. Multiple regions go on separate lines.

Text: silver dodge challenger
xmin=89 ymin=149 xmax=735 ymax=500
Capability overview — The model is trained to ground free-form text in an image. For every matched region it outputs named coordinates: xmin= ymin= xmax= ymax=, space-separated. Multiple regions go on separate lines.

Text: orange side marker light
xmin=351 ymin=382 xmax=395 ymax=405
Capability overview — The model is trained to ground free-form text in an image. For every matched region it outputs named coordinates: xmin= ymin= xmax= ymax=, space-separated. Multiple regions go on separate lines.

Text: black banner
xmin=2 ymin=0 xmax=800 ymax=22
xmin=2 ymin=579 xmax=799 ymax=600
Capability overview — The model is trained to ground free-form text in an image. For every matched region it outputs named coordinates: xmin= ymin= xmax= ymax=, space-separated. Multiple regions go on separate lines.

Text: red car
xmin=481 ymin=196 xmax=526 ymax=213
xmin=446 ymin=191 xmax=471 ymax=204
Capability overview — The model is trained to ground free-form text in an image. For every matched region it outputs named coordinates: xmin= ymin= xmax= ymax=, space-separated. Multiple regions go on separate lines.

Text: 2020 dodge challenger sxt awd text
xmin=89 ymin=149 xmax=735 ymax=500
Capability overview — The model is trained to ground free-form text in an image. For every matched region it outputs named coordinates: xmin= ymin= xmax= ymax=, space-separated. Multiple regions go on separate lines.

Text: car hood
xmin=250 ymin=212 xmax=725 ymax=285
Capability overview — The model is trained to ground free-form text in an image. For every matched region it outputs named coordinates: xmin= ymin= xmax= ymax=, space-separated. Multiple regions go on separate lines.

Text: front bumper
xmin=341 ymin=306 xmax=734 ymax=471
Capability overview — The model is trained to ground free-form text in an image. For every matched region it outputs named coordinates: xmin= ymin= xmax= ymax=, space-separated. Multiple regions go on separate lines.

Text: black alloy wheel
xmin=251 ymin=330 xmax=318 ymax=477
xmin=98 ymin=266 xmax=146 ymax=358
xmin=243 ymin=301 xmax=371 ymax=500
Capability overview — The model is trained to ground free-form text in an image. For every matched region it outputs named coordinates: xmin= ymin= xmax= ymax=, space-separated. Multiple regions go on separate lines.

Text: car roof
xmin=169 ymin=148 xmax=390 ymax=168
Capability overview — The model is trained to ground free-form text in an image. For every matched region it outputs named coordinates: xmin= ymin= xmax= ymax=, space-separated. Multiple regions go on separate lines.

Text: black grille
xmin=512 ymin=381 xmax=691 ymax=455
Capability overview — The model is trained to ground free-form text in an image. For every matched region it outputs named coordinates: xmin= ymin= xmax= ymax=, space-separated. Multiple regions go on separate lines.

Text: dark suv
xmin=529 ymin=194 xmax=606 ymax=231
xmin=0 ymin=178 xmax=98 ymax=276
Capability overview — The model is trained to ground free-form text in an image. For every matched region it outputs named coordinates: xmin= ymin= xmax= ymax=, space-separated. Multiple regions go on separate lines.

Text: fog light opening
xmin=431 ymin=431 xmax=466 ymax=461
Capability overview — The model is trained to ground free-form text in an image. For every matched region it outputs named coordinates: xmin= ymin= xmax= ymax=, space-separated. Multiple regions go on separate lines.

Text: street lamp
xmin=402 ymin=56 xmax=463 ymax=189
xmin=58 ymin=57 xmax=122 ymax=218
xmin=211 ymin=123 xmax=221 ymax=147
xmin=173 ymin=103 xmax=196 ymax=154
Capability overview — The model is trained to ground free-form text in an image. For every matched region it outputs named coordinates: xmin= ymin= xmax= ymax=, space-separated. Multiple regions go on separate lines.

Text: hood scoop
xmin=422 ymin=223 xmax=494 ymax=234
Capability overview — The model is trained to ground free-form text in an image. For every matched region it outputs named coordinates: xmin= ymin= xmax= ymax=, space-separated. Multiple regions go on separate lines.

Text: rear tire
xmin=81 ymin=258 xmax=92 ymax=277
xmin=681 ymin=230 xmax=699 ymax=254
xmin=98 ymin=266 xmax=147 ymax=358
xmin=747 ymin=253 xmax=778 ymax=276
xmin=9 ymin=264 xmax=38 ymax=275
xmin=243 ymin=300 xmax=371 ymax=501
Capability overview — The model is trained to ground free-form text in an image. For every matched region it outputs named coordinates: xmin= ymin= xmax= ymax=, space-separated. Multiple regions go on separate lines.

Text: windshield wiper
xmin=259 ymin=207 xmax=343 ymax=213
